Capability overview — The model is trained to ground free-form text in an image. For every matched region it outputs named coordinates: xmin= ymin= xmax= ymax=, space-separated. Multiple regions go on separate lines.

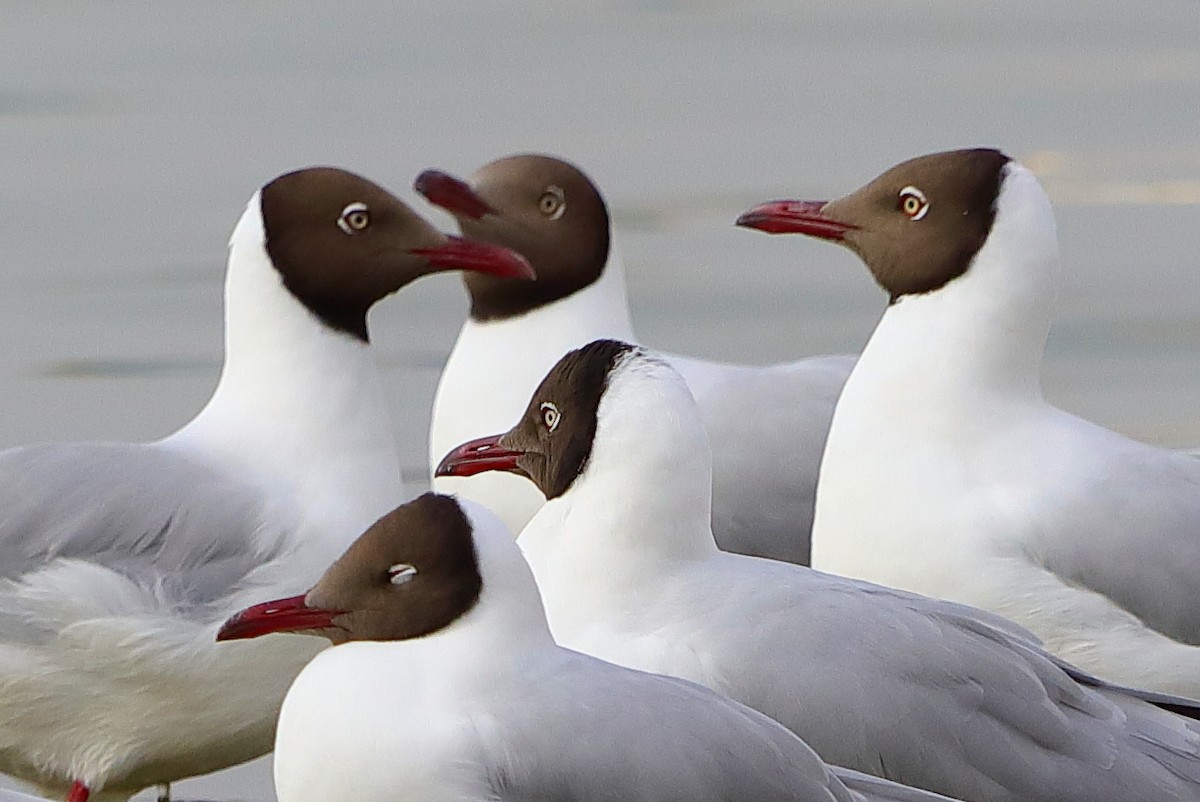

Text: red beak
xmin=436 ymin=434 xmax=524 ymax=478
xmin=735 ymin=200 xmax=855 ymax=241
xmin=409 ymin=236 xmax=535 ymax=280
xmin=216 ymin=594 xmax=345 ymax=642
xmin=414 ymin=169 xmax=496 ymax=220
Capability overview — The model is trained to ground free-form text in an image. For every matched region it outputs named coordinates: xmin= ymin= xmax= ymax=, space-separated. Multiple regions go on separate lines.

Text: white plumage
xmin=811 ymin=160 xmax=1200 ymax=698
xmin=510 ymin=345 xmax=1200 ymax=802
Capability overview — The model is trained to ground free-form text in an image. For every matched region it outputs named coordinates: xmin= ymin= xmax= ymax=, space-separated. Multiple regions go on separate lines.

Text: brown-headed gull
xmin=438 ymin=338 xmax=1200 ymax=802
xmin=0 ymin=167 xmax=532 ymax=802
xmin=217 ymin=492 xmax=960 ymax=802
xmin=415 ymin=154 xmax=853 ymax=565
xmin=738 ymin=148 xmax=1200 ymax=699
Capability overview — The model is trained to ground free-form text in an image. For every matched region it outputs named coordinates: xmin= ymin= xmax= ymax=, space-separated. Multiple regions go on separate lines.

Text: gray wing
xmin=478 ymin=649 xmax=860 ymax=802
xmin=1037 ymin=647 xmax=1200 ymax=719
xmin=0 ymin=789 xmax=53 ymax=802
xmin=1021 ymin=411 xmax=1200 ymax=645
xmin=668 ymin=353 xmax=855 ymax=565
xmin=0 ymin=441 xmax=289 ymax=637
xmin=832 ymin=769 xmax=960 ymax=802
xmin=664 ymin=562 xmax=1200 ymax=802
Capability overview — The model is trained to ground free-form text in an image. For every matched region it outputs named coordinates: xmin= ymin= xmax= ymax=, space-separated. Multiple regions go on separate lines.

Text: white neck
xmin=812 ymin=164 xmax=1062 ymax=575
xmin=519 ymin=361 xmax=717 ymax=622
xmin=442 ymin=501 xmax=558 ymax=651
xmin=274 ymin=536 xmax=559 ymax=802
xmin=843 ymin=163 xmax=1060 ymax=421
xmin=166 ymin=195 xmax=405 ymax=547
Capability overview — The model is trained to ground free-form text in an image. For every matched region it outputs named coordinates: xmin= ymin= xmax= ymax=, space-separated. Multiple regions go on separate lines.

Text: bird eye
xmin=387 ymin=563 xmax=417 ymax=586
xmin=338 ymin=202 xmax=371 ymax=234
xmin=540 ymin=401 xmax=561 ymax=432
xmin=898 ymin=186 xmax=929 ymax=221
xmin=538 ymin=186 xmax=566 ymax=220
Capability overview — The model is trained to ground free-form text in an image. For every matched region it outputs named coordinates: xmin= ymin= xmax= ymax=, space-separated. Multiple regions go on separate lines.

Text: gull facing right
xmin=439 ymin=339 xmax=1200 ymax=802
xmin=0 ymin=167 xmax=532 ymax=802
xmin=738 ymin=148 xmax=1200 ymax=698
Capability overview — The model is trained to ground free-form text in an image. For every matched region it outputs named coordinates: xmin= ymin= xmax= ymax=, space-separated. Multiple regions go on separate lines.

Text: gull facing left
xmin=218 ymin=493 xmax=960 ymax=802
xmin=440 ymin=339 xmax=1200 ymax=802
xmin=737 ymin=149 xmax=1200 ymax=699
xmin=416 ymin=154 xmax=853 ymax=564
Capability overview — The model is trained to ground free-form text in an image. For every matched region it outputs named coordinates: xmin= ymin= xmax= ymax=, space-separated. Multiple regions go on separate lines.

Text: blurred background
xmin=1 ymin=1 xmax=1197 ymax=799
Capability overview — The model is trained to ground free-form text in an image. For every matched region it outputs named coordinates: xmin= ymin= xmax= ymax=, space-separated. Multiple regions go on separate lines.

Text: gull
xmin=218 ymin=492 xmax=960 ymax=802
xmin=415 ymin=154 xmax=853 ymax=564
xmin=0 ymin=167 xmax=532 ymax=802
xmin=439 ymin=337 xmax=1200 ymax=802
xmin=737 ymin=148 xmax=1200 ymax=698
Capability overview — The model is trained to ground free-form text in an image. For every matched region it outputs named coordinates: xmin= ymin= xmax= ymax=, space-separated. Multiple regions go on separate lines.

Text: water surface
xmin=1 ymin=2 xmax=1198 ymax=799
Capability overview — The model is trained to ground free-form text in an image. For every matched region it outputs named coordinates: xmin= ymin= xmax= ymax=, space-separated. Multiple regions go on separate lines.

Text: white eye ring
xmin=539 ymin=186 xmax=566 ymax=220
xmin=388 ymin=563 xmax=418 ymax=585
xmin=898 ymin=186 xmax=929 ymax=221
xmin=338 ymin=202 xmax=371 ymax=234
xmin=540 ymin=401 xmax=561 ymax=432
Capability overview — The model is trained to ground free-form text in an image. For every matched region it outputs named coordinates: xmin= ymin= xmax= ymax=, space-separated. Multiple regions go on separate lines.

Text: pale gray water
xmin=1 ymin=2 xmax=1198 ymax=800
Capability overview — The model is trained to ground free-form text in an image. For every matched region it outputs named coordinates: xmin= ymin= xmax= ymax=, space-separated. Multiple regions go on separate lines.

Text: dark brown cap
xmin=414 ymin=154 xmax=610 ymax=321
xmin=216 ymin=493 xmax=482 ymax=644
xmin=737 ymin=149 xmax=1011 ymax=302
xmin=435 ymin=339 xmax=637 ymax=499
xmin=260 ymin=166 xmax=533 ymax=340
